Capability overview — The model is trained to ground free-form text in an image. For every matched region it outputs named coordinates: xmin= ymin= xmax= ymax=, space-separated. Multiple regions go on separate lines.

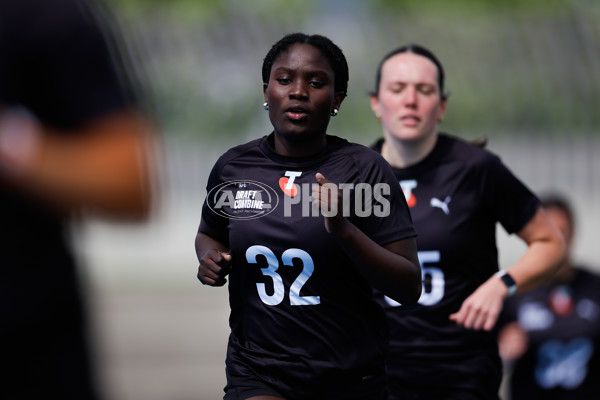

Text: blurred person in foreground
xmin=368 ymin=43 xmax=566 ymax=399
xmin=497 ymin=194 xmax=600 ymax=400
xmin=0 ymin=0 xmax=158 ymax=398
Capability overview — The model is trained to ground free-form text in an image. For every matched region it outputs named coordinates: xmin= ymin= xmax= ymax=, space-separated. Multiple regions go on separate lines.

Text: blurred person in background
xmin=496 ymin=193 xmax=600 ymax=400
xmin=0 ymin=0 xmax=158 ymax=398
xmin=368 ymin=43 xmax=566 ymax=400
xmin=195 ymin=32 xmax=421 ymax=399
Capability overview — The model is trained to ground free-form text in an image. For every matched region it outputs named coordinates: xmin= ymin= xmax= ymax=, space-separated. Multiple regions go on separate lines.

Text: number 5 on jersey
xmin=385 ymin=250 xmax=445 ymax=307
xmin=246 ymin=245 xmax=320 ymax=306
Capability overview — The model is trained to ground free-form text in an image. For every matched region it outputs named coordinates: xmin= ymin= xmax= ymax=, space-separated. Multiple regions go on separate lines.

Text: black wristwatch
xmin=494 ymin=270 xmax=517 ymax=296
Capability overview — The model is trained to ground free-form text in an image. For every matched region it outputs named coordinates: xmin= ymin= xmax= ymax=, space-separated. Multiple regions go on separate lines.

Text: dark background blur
xmin=73 ymin=0 xmax=599 ymax=399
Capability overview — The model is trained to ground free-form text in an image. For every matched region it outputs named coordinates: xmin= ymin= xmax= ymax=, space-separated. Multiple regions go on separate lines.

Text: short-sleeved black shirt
xmin=499 ymin=268 xmax=600 ymax=400
xmin=372 ymin=134 xmax=540 ymax=398
xmin=200 ymin=133 xmax=416 ymax=398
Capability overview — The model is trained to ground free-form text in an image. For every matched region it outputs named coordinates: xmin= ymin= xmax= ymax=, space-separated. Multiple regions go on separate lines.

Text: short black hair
xmin=372 ymin=43 xmax=447 ymax=100
xmin=262 ymin=33 xmax=349 ymax=98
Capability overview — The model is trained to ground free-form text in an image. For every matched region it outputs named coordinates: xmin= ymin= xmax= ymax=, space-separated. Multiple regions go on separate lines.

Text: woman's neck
xmin=273 ymin=132 xmax=327 ymax=158
xmin=382 ymin=132 xmax=438 ymax=169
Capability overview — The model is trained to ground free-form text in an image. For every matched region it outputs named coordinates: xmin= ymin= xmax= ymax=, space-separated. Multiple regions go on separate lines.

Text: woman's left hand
xmin=449 ymin=274 xmax=509 ymax=331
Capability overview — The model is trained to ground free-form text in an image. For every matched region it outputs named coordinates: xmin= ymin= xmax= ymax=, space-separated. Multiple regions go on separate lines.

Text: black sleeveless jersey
xmin=500 ymin=268 xmax=600 ymax=400
xmin=199 ymin=133 xmax=416 ymax=398
xmin=372 ymin=134 xmax=540 ymax=397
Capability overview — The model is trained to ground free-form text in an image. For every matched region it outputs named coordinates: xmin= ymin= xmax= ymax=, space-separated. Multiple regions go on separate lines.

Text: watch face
xmin=498 ymin=271 xmax=517 ymax=295
xmin=503 ymin=274 xmax=516 ymax=286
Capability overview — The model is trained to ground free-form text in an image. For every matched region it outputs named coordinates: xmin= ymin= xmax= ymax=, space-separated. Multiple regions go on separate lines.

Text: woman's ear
xmin=334 ymin=91 xmax=346 ymax=111
xmin=437 ymin=96 xmax=448 ymax=122
xmin=369 ymin=94 xmax=381 ymax=119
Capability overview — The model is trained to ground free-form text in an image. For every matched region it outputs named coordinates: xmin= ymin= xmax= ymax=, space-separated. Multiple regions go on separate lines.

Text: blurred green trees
xmin=108 ymin=0 xmax=600 ymax=142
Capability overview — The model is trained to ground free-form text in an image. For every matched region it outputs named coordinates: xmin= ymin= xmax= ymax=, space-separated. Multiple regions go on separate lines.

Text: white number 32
xmin=246 ymin=245 xmax=320 ymax=306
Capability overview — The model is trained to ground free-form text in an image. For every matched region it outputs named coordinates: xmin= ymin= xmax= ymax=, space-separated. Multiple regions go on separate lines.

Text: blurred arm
xmin=498 ymin=322 xmax=529 ymax=361
xmin=0 ymin=108 xmax=158 ymax=219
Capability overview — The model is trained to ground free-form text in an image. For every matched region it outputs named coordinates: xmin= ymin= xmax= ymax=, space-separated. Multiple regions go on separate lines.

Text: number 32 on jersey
xmin=246 ymin=245 xmax=320 ymax=306
xmin=385 ymin=250 xmax=444 ymax=307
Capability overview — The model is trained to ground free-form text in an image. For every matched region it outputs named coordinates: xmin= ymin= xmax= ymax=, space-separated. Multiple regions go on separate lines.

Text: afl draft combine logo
xmin=207 ymin=180 xmax=279 ymax=220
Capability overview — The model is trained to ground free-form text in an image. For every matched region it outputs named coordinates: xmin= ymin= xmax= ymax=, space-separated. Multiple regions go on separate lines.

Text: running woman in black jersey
xmin=497 ymin=194 xmax=600 ymax=400
xmin=195 ymin=33 xmax=421 ymax=400
xmin=368 ymin=44 xmax=566 ymax=400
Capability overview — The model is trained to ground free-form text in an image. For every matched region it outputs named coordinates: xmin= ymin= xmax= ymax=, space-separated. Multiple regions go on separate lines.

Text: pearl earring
xmin=331 ymin=108 xmax=339 ymax=117
xmin=263 ymin=102 xmax=269 ymax=110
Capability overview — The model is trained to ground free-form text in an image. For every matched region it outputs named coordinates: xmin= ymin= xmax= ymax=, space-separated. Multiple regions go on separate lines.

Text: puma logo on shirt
xmin=430 ymin=196 xmax=451 ymax=215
